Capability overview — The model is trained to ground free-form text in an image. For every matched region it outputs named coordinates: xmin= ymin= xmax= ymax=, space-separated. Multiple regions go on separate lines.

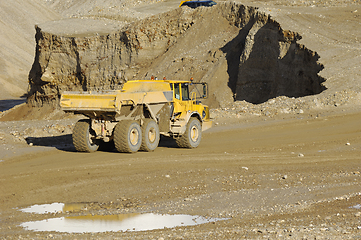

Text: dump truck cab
xmin=60 ymin=79 xmax=212 ymax=153
xmin=168 ymin=80 xmax=211 ymax=136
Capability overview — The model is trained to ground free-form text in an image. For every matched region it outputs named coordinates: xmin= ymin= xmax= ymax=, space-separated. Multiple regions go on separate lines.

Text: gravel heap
xmin=257 ymin=0 xmax=361 ymax=7
xmin=211 ymin=89 xmax=360 ymax=120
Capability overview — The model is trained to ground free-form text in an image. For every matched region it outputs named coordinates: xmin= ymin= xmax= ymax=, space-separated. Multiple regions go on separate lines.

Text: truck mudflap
xmin=202 ymin=120 xmax=212 ymax=132
xmin=171 ymin=117 xmax=212 ymax=136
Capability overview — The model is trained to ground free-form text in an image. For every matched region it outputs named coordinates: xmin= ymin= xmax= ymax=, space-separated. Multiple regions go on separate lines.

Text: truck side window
xmin=181 ymin=83 xmax=189 ymax=100
xmin=174 ymin=83 xmax=180 ymax=100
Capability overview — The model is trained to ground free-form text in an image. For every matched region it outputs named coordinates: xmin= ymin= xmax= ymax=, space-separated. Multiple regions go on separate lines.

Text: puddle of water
xmin=21 ymin=213 xmax=226 ymax=233
xmin=350 ymin=204 xmax=361 ymax=209
xmin=20 ymin=203 xmax=87 ymax=214
xmin=20 ymin=203 xmax=65 ymax=214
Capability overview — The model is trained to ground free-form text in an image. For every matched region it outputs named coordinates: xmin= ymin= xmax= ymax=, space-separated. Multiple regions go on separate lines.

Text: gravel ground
xmin=1 ymin=104 xmax=361 ymax=239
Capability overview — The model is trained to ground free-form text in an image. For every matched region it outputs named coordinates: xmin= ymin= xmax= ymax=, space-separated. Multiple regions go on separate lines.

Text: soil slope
xmin=0 ymin=0 xmax=60 ymax=100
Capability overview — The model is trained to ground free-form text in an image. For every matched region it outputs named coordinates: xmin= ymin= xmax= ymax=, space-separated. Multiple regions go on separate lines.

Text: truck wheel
xmin=72 ymin=119 xmax=99 ymax=152
xmin=140 ymin=119 xmax=160 ymax=152
xmin=114 ymin=120 xmax=142 ymax=153
xmin=176 ymin=117 xmax=202 ymax=148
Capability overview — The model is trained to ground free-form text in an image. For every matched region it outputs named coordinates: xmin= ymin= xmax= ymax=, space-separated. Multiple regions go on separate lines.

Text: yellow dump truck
xmin=60 ymin=79 xmax=212 ymax=153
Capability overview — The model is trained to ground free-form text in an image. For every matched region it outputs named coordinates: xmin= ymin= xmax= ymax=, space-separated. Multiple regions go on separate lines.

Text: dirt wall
xmin=27 ymin=2 xmax=326 ymax=108
xmin=0 ymin=0 xmax=60 ymax=100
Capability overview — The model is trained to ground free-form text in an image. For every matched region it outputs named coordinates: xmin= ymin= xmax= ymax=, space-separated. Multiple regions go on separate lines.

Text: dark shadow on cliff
xmin=222 ymin=21 xmax=326 ymax=104
xmin=221 ymin=19 xmax=255 ymax=99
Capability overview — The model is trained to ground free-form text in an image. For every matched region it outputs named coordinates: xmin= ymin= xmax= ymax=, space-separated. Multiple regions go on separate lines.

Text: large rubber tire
xmin=176 ymin=117 xmax=202 ymax=148
xmin=114 ymin=120 xmax=142 ymax=153
xmin=140 ymin=119 xmax=160 ymax=152
xmin=72 ymin=119 xmax=99 ymax=152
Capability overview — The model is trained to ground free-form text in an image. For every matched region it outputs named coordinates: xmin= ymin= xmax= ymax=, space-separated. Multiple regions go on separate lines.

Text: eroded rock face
xmin=27 ymin=2 xmax=326 ymax=108
xmin=234 ymin=22 xmax=326 ymax=104
xmin=28 ymin=28 xmax=131 ymax=106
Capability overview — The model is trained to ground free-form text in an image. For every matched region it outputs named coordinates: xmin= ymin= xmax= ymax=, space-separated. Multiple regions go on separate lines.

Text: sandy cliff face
xmin=0 ymin=0 xmax=60 ymax=99
xmin=27 ymin=3 xmax=325 ymax=108
xmin=234 ymin=20 xmax=326 ymax=104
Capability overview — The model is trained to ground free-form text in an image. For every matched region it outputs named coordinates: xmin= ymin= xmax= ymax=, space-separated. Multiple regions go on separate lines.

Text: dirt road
xmin=1 ymin=107 xmax=360 ymax=239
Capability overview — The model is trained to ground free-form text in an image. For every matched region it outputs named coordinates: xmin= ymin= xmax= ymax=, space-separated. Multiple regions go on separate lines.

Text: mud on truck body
xmin=60 ymin=79 xmax=212 ymax=153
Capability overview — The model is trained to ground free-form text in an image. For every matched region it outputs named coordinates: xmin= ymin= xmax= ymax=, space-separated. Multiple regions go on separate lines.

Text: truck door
xmin=172 ymin=83 xmax=193 ymax=118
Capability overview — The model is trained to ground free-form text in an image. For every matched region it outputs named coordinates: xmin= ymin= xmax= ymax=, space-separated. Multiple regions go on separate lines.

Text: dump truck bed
xmin=61 ymin=90 xmax=173 ymax=113
xmin=60 ymin=81 xmax=173 ymax=113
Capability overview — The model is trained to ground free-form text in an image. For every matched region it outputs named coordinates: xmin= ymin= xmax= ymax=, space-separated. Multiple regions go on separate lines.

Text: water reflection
xmin=20 ymin=203 xmax=65 ymax=214
xmin=21 ymin=213 xmax=226 ymax=233
xmin=350 ymin=204 xmax=361 ymax=209
xmin=20 ymin=203 xmax=87 ymax=214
